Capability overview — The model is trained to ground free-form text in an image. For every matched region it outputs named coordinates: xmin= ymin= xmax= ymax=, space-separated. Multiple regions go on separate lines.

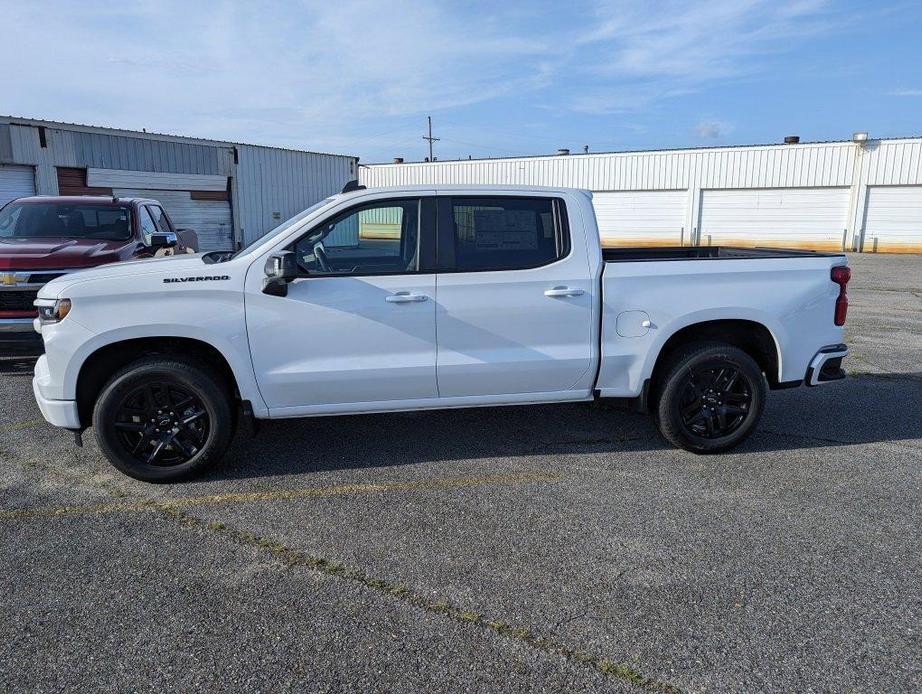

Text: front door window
xmin=294 ymin=200 xmax=420 ymax=276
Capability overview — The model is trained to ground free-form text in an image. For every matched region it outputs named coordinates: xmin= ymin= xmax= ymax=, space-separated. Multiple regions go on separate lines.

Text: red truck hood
xmin=0 ymin=237 xmax=129 ymax=270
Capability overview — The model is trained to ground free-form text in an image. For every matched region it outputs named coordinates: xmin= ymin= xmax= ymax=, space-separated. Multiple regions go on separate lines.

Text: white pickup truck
xmin=32 ymin=184 xmax=851 ymax=481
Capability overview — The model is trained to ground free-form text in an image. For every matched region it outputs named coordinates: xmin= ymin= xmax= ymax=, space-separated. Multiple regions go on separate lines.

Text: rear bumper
xmin=33 ymin=356 xmax=80 ymax=428
xmin=805 ymin=344 xmax=848 ymax=386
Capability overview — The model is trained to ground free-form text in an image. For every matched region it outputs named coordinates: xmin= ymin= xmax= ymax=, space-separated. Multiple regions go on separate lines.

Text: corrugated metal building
xmin=359 ymin=137 xmax=922 ymax=253
xmin=0 ymin=117 xmax=357 ymax=250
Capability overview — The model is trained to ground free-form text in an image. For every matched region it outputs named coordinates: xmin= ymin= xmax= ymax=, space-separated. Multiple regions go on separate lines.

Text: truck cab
xmin=0 ymin=195 xmax=195 ymax=350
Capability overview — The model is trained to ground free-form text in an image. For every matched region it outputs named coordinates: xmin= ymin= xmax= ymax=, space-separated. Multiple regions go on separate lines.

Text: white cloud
xmin=569 ymin=85 xmax=693 ymax=115
xmin=0 ymin=1 xmax=554 ymax=156
xmin=695 ymin=120 xmax=725 ymax=139
xmin=0 ymin=0 xmax=842 ymax=158
xmin=570 ymin=0 xmax=836 ymax=113
xmin=890 ymin=89 xmax=922 ymax=97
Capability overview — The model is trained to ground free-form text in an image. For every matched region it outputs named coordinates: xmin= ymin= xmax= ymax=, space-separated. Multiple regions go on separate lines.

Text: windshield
xmin=0 ymin=202 xmax=132 ymax=241
xmin=231 ymin=197 xmax=336 ymax=258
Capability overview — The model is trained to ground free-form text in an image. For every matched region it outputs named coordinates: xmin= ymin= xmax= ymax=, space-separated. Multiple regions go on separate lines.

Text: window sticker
xmin=472 ymin=210 xmax=537 ymax=250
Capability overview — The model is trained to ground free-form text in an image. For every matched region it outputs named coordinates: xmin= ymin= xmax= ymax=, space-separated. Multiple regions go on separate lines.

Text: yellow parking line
xmin=0 ymin=472 xmax=561 ymax=520
xmin=0 ymin=418 xmax=46 ymax=434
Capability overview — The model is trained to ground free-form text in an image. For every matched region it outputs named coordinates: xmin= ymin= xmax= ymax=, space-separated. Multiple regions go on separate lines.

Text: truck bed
xmin=602 ymin=246 xmax=845 ymax=262
xmin=596 ymin=246 xmax=848 ymax=399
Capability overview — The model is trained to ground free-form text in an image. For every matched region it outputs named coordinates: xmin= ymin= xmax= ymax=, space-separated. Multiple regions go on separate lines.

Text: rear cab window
xmin=439 ymin=196 xmax=570 ymax=272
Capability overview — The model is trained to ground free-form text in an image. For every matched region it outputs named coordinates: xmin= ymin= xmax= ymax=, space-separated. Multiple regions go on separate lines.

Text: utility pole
xmin=422 ymin=116 xmax=439 ymax=161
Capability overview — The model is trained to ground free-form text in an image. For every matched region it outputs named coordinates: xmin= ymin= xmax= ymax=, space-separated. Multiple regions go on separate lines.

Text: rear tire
xmin=93 ymin=357 xmax=235 ymax=482
xmin=654 ymin=342 xmax=766 ymax=454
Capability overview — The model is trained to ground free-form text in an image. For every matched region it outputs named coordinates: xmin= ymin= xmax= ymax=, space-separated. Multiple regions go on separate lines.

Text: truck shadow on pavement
xmin=215 ymin=372 xmax=922 ymax=480
xmin=4 ymin=355 xmax=918 ymax=479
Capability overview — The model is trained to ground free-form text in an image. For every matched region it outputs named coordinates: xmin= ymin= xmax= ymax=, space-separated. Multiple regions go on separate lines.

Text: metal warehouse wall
xmin=234 ymin=145 xmax=356 ymax=246
xmin=5 ymin=122 xmax=234 ymax=195
xmin=0 ymin=118 xmax=357 ymax=249
xmin=13 ymin=126 xmax=234 ymax=175
xmin=359 ymin=138 xmax=922 ymax=252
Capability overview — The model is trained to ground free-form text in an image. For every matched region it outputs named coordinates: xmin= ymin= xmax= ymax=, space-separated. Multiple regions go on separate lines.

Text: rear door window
xmin=444 ymin=197 xmax=568 ymax=272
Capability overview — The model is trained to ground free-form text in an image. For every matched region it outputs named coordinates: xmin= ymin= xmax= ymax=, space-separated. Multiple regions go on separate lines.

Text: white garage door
xmin=862 ymin=185 xmax=922 ymax=253
xmin=699 ymin=187 xmax=850 ymax=250
xmin=593 ymin=190 xmax=688 ymax=246
xmin=114 ymin=188 xmax=234 ymax=251
xmin=0 ymin=165 xmax=35 ymax=207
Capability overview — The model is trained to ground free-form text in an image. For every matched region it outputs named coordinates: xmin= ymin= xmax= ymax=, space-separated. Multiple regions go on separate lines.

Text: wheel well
xmin=75 ymin=337 xmax=239 ymax=427
xmin=651 ymin=320 xmax=780 ymax=390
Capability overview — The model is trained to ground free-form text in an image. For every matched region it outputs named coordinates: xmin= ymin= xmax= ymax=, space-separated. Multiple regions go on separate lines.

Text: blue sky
xmin=3 ymin=0 xmax=921 ymax=162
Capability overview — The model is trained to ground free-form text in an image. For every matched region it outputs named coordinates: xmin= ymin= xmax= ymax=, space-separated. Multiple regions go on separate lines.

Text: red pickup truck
xmin=0 ymin=195 xmax=196 ymax=350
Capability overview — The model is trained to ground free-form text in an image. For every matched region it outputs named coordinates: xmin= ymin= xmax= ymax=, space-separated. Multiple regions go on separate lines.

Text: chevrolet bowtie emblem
xmin=0 ymin=273 xmax=17 ymax=286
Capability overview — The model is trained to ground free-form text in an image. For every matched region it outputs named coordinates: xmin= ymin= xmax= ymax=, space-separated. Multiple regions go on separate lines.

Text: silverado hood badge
xmin=163 ymin=275 xmax=231 ymax=283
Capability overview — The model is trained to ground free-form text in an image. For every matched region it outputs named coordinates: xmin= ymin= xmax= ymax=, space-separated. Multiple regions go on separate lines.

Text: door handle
xmin=544 ymin=286 xmax=585 ymax=298
xmin=385 ymin=292 xmax=428 ymax=303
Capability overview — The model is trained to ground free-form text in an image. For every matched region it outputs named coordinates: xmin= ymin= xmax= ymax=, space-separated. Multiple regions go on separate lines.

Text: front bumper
xmin=0 ymin=317 xmax=36 ymax=332
xmin=33 ymin=355 xmax=80 ymax=428
xmin=805 ymin=343 xmax=848 ymax=386
xmin=0 ymin=317 xmax=42 ymax=351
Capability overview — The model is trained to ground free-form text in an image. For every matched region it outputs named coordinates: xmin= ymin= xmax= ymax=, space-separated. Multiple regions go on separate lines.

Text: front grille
xmin=27 ymin=273 xmax=67 ymax=284
xmin=0 ymin=290 xmax=38 ymax=312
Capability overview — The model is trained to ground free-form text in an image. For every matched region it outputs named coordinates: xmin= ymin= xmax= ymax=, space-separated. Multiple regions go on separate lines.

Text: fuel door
xmin=616 ymin=310 xmax=652 ymax=338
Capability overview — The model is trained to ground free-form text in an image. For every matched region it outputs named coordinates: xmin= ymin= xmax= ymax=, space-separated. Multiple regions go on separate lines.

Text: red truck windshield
xmin=0 ymin=202 xmax=132 ymax=241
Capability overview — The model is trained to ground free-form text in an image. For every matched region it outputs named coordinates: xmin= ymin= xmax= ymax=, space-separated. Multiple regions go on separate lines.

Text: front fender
xmin=59 ymin=323 xmax=267 ymax=416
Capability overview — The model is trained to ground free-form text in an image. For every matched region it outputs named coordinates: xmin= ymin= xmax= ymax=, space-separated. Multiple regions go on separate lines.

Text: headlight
xmin=37 ymin=298 xmax=72 ymax=325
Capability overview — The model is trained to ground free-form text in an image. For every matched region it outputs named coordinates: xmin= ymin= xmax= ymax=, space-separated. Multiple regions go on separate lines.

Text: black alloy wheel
xmin=93 ymin=357 xmax=234 ymax=482
xmin=678 ymin=362 xmax=753 ymax=439
xmin=113 ymin=382 xmax=210 ymax=466
xmin=654 ymin=342 xmax=767 ymax=454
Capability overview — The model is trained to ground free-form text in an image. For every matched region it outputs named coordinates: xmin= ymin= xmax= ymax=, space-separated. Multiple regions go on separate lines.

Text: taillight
xmin=831 ymin=265 xmax=850 ymax=326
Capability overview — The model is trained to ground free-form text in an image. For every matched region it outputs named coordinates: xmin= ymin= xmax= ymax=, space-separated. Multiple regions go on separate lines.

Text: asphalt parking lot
xmin=1 ymin=253 xmax=920 ymax=693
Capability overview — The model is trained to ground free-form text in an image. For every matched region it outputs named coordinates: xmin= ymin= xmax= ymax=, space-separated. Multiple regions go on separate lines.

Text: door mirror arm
xmin=263 ymin=251 xmax=299 ymax=296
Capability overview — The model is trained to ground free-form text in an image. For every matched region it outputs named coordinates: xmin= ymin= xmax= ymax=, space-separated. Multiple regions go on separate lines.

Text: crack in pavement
xmin=4 ymin=453 xmax=681 ymax=693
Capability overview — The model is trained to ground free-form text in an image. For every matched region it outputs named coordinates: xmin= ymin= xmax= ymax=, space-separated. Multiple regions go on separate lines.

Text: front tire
xmin=93 ymin=357 xmax=235 ymax=482
xmin=654 ymin=342 xmax=766 ymax=454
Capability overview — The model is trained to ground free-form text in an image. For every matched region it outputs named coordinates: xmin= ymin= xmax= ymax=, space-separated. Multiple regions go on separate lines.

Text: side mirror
xmin=148 ymin=231 xmax=178 ymax=248
xmin=263 ymin=251 xmax=298 ymax=296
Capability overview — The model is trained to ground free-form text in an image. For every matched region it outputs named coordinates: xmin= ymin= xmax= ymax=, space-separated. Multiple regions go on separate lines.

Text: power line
xmin=434 ymin=117 xmax=572 ymax=151
xmin=437 ymin=137 xmax=526 ymax=157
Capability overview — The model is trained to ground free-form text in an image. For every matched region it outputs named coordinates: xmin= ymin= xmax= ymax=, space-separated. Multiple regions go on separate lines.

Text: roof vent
xmin=393 ymin=157 xmax=404 ymax=164
xmin=784 ymin=135 xmax=800 ymax=144
xmin=557 ymin=148 xmax=570 ymax=155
